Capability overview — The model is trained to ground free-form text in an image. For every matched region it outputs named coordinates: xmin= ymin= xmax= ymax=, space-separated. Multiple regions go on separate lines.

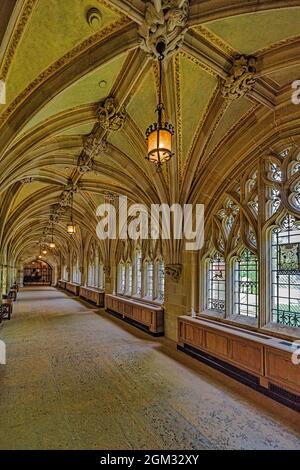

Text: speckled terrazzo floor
xmin=0 ymin=287 xmax=299 ymax=450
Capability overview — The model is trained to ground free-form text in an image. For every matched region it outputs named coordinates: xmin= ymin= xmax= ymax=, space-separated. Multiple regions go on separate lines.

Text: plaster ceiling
xmin=203 ymin=8 xmax=300 ymax=54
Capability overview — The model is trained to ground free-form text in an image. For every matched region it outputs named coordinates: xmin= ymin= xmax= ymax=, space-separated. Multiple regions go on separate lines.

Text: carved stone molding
xmin=138 ymin=0 xmax=189 ymax=58
xmin=103 ymin=191 xmax=117 ymax=203
xmin=97 ymin=97 xmax=126 ymax=131
xmin=21 ymin=177 xmax=34 ymax=184
xmin=221 ymin=55 xmax=257 ymax=101
xmin=165 ymin=263 xmax=182 ymax=282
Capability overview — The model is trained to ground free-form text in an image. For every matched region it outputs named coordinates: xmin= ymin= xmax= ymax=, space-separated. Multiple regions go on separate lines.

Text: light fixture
xmin=49 ymin=223 xmax=56 ymax=249
xmin=67 ymin=191 xmax=76 ymax=234
xmin=38 ymin=255 xmax=42 ymax=259
xmin=145 ymin=41 xmax=174 ymax=172
xmin=42 ymin=249 xmax=47 ymax=255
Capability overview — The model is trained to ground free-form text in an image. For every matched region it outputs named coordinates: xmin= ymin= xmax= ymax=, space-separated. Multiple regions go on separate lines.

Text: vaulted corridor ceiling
xmin=1 ymin=0 xmax=300 ymax=268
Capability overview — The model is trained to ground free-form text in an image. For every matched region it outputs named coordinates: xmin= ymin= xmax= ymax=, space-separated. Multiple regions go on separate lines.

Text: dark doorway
xmin=23 ymin=260 xmax=52 ymax=285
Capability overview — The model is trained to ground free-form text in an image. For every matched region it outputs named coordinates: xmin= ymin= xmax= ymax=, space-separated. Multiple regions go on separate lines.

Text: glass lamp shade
xmin=67 ymin=223 xmax=76 ymax=234
xmin=42 ymin=250 xmax=47 ymax=255
xmin=146 ymin=126 xmax=174 ymax=165
xmin=49 ymin=242 xmax=55 ymax=249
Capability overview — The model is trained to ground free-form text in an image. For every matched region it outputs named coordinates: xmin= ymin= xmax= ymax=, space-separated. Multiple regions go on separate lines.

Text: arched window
xmin=145 ymin=260 xmax=154 ymax=298
xmin=156 ymin=258 xmax=165 ymax=302
xmin=98 ymin=263 xmax=104 ymax=289
xmin=125 ymin=262 xmax=132 ymax=295
xmin=117 ymin=261 xmax=126 ymax=295
xmin=134 ymin=249 xmax=142 ymax=296
xmin=233 ymin=249 xmax=258 ymax=318
xmin=88 ymin=262 xmax=94 ymax=286
xmin=271 ymin=215 xmax=300 ymax=328
xmin=207 ymin=253 xmax=225 ymax=312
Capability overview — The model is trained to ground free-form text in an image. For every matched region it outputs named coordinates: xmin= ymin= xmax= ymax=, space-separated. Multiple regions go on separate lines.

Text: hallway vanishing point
xmin=0 ymin=287 xmax=299 ymax=450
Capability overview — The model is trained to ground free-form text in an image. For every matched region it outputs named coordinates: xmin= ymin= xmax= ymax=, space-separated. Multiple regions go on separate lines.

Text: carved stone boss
xmin=138 ymin=0 xmax=189 ymax=58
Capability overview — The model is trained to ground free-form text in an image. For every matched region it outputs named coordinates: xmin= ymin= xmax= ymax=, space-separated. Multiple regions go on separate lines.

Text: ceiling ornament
xmin=221 ymin=55 xmax=257 ymax=101
xmin=97 ymin=97 xmax=126 ymax=132
xmin=165 ymin=263 xmax=182 ymax=282
xmin=138 ymin=0 xmax=189 ymax=59
xmin=86 ymin=8 xmax=102 ymax=30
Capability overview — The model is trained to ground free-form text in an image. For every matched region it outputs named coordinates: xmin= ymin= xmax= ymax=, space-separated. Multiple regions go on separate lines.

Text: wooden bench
xmin=178 ymin=315 xmax=300 ymax=411
xmin=79 ymin=286 xmax=105 ymax=307
xmin=0 ymin=300 xmax=13 ymax=321
xmin=65 ymin=282 xmax=80 ymax=296
xmin=57 ymin=280 xmax=67 ymax=290
xmin=105 ymin=294 xmax=164 ymax=336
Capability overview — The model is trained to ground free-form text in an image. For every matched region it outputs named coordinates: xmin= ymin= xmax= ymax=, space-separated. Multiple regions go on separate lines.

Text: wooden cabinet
xmin=105 ymin=294 xmax=164 ymax=336
xmin=79 ymin=286 xmax=104 ymax=307
xmin=65 ymin=282 xmax=80 ymax=296
xmin=178 ymin=316 xmax=299 ymax=400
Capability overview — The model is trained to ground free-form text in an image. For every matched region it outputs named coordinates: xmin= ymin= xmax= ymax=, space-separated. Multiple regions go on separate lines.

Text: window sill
xmin=261 ymin=322 xmax=300 ymax=340
xmin=116 ymin=293 xmax=163 ymax=307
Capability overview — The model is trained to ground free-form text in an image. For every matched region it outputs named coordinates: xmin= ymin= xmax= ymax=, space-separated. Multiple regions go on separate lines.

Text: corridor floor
xmin=0 ymin=287 xmax=299 ymax=450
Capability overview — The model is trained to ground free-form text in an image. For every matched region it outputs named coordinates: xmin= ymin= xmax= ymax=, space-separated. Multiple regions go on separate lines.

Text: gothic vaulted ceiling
xmin=1 ymin=0 xmax=300 ymax=265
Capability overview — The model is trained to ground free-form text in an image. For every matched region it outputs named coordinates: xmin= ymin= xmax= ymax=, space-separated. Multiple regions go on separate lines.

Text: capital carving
xmin=165 ymin=263 xmax=182 ymax=282
xmin=103 ymin=265 xmax=111 ymax=278
xmin=138 ymin=0 xmax=189 ymax=59
xmin=222 ymin=55 xmax=257 ymax=101
xmin=98 ymin=97 xmax=126 ymax=131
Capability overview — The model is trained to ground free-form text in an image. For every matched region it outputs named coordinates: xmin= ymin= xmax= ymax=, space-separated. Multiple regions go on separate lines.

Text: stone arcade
xmin=0 ymin=0 xmax=299 ymax=452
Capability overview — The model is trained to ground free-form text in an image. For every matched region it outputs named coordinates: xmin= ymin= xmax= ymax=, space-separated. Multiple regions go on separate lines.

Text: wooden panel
xmin=265 ymin=348 xmax=300 ymax=393
xmin=231 ymin=339 xmax=263 ymax=374
xmin=205 ymin=331 xmax=229 ymax=358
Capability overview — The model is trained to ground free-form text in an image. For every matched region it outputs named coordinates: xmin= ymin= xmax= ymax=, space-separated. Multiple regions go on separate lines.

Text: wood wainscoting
xmin=105 ymin=294 xmax=164 ymax=336
xmin=178 ymin=316 xmax=300 ymax=411
xmin=79 ymin=286 xmax=104 ymax=307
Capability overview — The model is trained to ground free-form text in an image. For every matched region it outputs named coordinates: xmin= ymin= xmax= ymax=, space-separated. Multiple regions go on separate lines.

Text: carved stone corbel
xmin=221 ymin=55 xmax=257 ymax=101
xmin=165 ymin=263 xmax=182 ymax=282
xmin=97 ymin=97 xmax=126 ymax=131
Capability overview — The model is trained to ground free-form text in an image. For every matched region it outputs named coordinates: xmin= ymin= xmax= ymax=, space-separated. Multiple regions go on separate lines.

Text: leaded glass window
xmin=135 ymin=250 xmax=142 ymax=296
xmin=146 ymin=261 xmax=153 ymax=297
xmin=234 ymin=250 xmax=258 ymax=318
xmin=118 ymin=262 xmax=126 ymax=294
xmin=157 ymin=260 xmax=165 ymax=301
xmin=207 ymin=254 xmax=226 ymax=312
xmin=271 ymin=215 xmax=300 ymax=328
xmin=126 ymin=263 xmax=132 ymax=295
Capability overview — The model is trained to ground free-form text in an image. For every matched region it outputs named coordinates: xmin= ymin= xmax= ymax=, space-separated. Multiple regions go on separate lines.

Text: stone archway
xmin=23 ymin=260 xmax=53 ymax=286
